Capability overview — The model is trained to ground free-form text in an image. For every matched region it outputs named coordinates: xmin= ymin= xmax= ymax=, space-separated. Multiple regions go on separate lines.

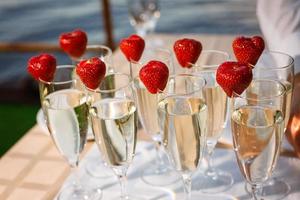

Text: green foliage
xmin=0 ymin=104 xmax=39 ymax=156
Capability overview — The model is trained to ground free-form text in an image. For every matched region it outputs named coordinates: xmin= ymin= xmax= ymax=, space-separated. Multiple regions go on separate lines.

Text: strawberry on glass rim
xmin=120 ymin=34 xmax=145 ymax=62
xmin=76 ymin=57 xmax=106 ymax=90
xmin=173 ymin=38 xmax=202 ymax=68
xmin=139 ymin=60 xmax=169 ymax=94
xmin=27 ymin=53 xmax=56 ymax=82
xmin=232 ymin=35 xmax=265 ymax=65
xmin=216 ymin=61 xmax=253 ymax=97
xmin=59 ymin=29 xmax=88 ymax=58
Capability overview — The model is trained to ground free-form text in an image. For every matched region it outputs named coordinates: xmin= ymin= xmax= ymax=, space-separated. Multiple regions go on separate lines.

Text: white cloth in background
xmin=256 ymin=0 xmax=300 ymax=74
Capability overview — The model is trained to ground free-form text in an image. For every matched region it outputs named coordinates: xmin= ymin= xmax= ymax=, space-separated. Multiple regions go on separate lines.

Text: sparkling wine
xmin=158 ymin=96 xmax=207 ymax=173
xmin=44 ymin=89 xmax=89 ymax=165
xmin=231 ymin=105 xmax=284 ymax=184
xmin=134 ymin=79 xmax=160 ymax=138
xmin=90 ymin=98 xmax=138 ymax=167
xmin=204 ymin=85 xmax=227 ymax=141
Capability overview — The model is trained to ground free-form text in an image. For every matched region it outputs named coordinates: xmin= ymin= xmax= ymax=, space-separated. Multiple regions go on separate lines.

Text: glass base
xmin=245 ymin=178 xmax=290 ymax=200
xmin=176 ymin=192 xmax=236 ymax=200
xmin=85 ymin=159 xmax=113 ymax=179
xmin=141 ymin=163 xmax=180 ymax=186
xmin=107 ymin=186 xmax=175 ymax=199
xmin=111 ymin=195 xmax=145 ymax=200
xmin=58 ymin=184 xmax=102 ymax=200
xmin=192 ymin=169 xmax=234 ymax=193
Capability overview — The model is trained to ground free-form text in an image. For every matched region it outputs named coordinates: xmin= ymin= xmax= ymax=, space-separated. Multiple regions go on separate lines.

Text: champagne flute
xmin=132 ymin=48 xmax=180 ymax=186
xmin=127 ymin=0 xmax=160 ymax=38
xmin=87 ymin=73 xmax=143 ymax=200
xmin=39 ymin=65 xmax=102 ymax=200
xmin=245 ymin=51 xmax=294 ymax=199
xmin=231 ymin=79 xmax=286 ymax=200
xmin=158 ymin=74 xmax=208 ymax=199
xmin=71 ymin=45 xmax=115 ymax=178
xmin=254 ymin=51 xmax=294 ymax=128
xmin=192 ymin=50 xmax=233 ymax=193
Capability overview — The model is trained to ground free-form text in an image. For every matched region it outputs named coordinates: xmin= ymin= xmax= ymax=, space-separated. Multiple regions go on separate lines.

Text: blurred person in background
xmin=257 ymin=0 xmax=300 ymax=157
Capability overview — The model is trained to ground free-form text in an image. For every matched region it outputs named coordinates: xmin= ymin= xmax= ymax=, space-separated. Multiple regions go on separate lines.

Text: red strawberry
xmin=173 ymin=38 xmax=202 ymax=68
xmin=120 ymin=34 xmax=145 ymax=62
xmin=216 ymin=61 xmax=253 ymax=97
xmin=27 ymin=53 xmax=56 ymax=82
xmin=59 ymin=29 xmax=88 ymax=58
xmin=233 ymin=36 xmax=265 ymax=65
xmin=139 ymin=60 xmax=169 ymax=94
xmin=76 ymin=57 xmax=106 ymax=89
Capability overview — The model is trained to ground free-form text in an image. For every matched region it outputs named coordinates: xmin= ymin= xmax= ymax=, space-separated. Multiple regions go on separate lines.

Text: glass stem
xmin=154 ymin=140 xmax=165 ymax=171
xmin=267 ymin=177 xmax=275 ymax=185
xmin=251 ymin=184 xmax=259 ymax=200
xmin=70 ymin=160 xmax=81 ymax=188
xmin=136 ymin=28 xmax=147 ymax=38
xmin=129 ymin=61 xmax=133 ymax=80
xmin=182 ymin=173 xmax=192 ymax=200
xmin=115 ymin=167 xmax=129 ymax=200
xmin=205 ymin=141 xmax=217 ymax=176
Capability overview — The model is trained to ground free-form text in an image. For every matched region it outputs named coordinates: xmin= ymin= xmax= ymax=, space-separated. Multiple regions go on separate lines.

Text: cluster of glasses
xmin=38 ymin=43 xmax=294 ymax=200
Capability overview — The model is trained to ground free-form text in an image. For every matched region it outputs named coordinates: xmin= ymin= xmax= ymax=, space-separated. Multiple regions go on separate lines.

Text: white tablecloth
xmin=55 ymin=124 xmax=300 ymax=200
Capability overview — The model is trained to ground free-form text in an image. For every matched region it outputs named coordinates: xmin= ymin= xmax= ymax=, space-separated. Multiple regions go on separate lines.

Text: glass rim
xmin=86 ymin=72 xmax=132 ymax=94
xmin=131 ymin=48 xmax=172 ymax=79
xmin=200 ymin=49 xmax=230 ymax=57
xmin=158 ymin=73 xmax=206 ymax=96
xmin=143 ymin=47 xmax=171 ymax=55
xmin=38 ymin=65 xmax=76 ymax=85
xmin=71 ymin=44 xmax=113 ymax=62
xmin=130 ymin=47 xmax=172 ymax=64
xmin=193 ymin=49 xmax=230 ymax=71
xmin=254 ymin=50 xmax=294 ymax=70
xmin=232 ymin=79 xmax=286 ymax=101
xmin=86 ymin=44 xmax=112 ymax=55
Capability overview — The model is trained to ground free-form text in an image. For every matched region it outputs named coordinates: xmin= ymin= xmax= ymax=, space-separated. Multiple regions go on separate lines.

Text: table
xmin=1 ymin=34 xmax=300 ymax=200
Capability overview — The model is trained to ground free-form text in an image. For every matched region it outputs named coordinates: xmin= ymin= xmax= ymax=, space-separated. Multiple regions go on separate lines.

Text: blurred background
xmin=0 ymin=0 xmax=259 ymax=156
